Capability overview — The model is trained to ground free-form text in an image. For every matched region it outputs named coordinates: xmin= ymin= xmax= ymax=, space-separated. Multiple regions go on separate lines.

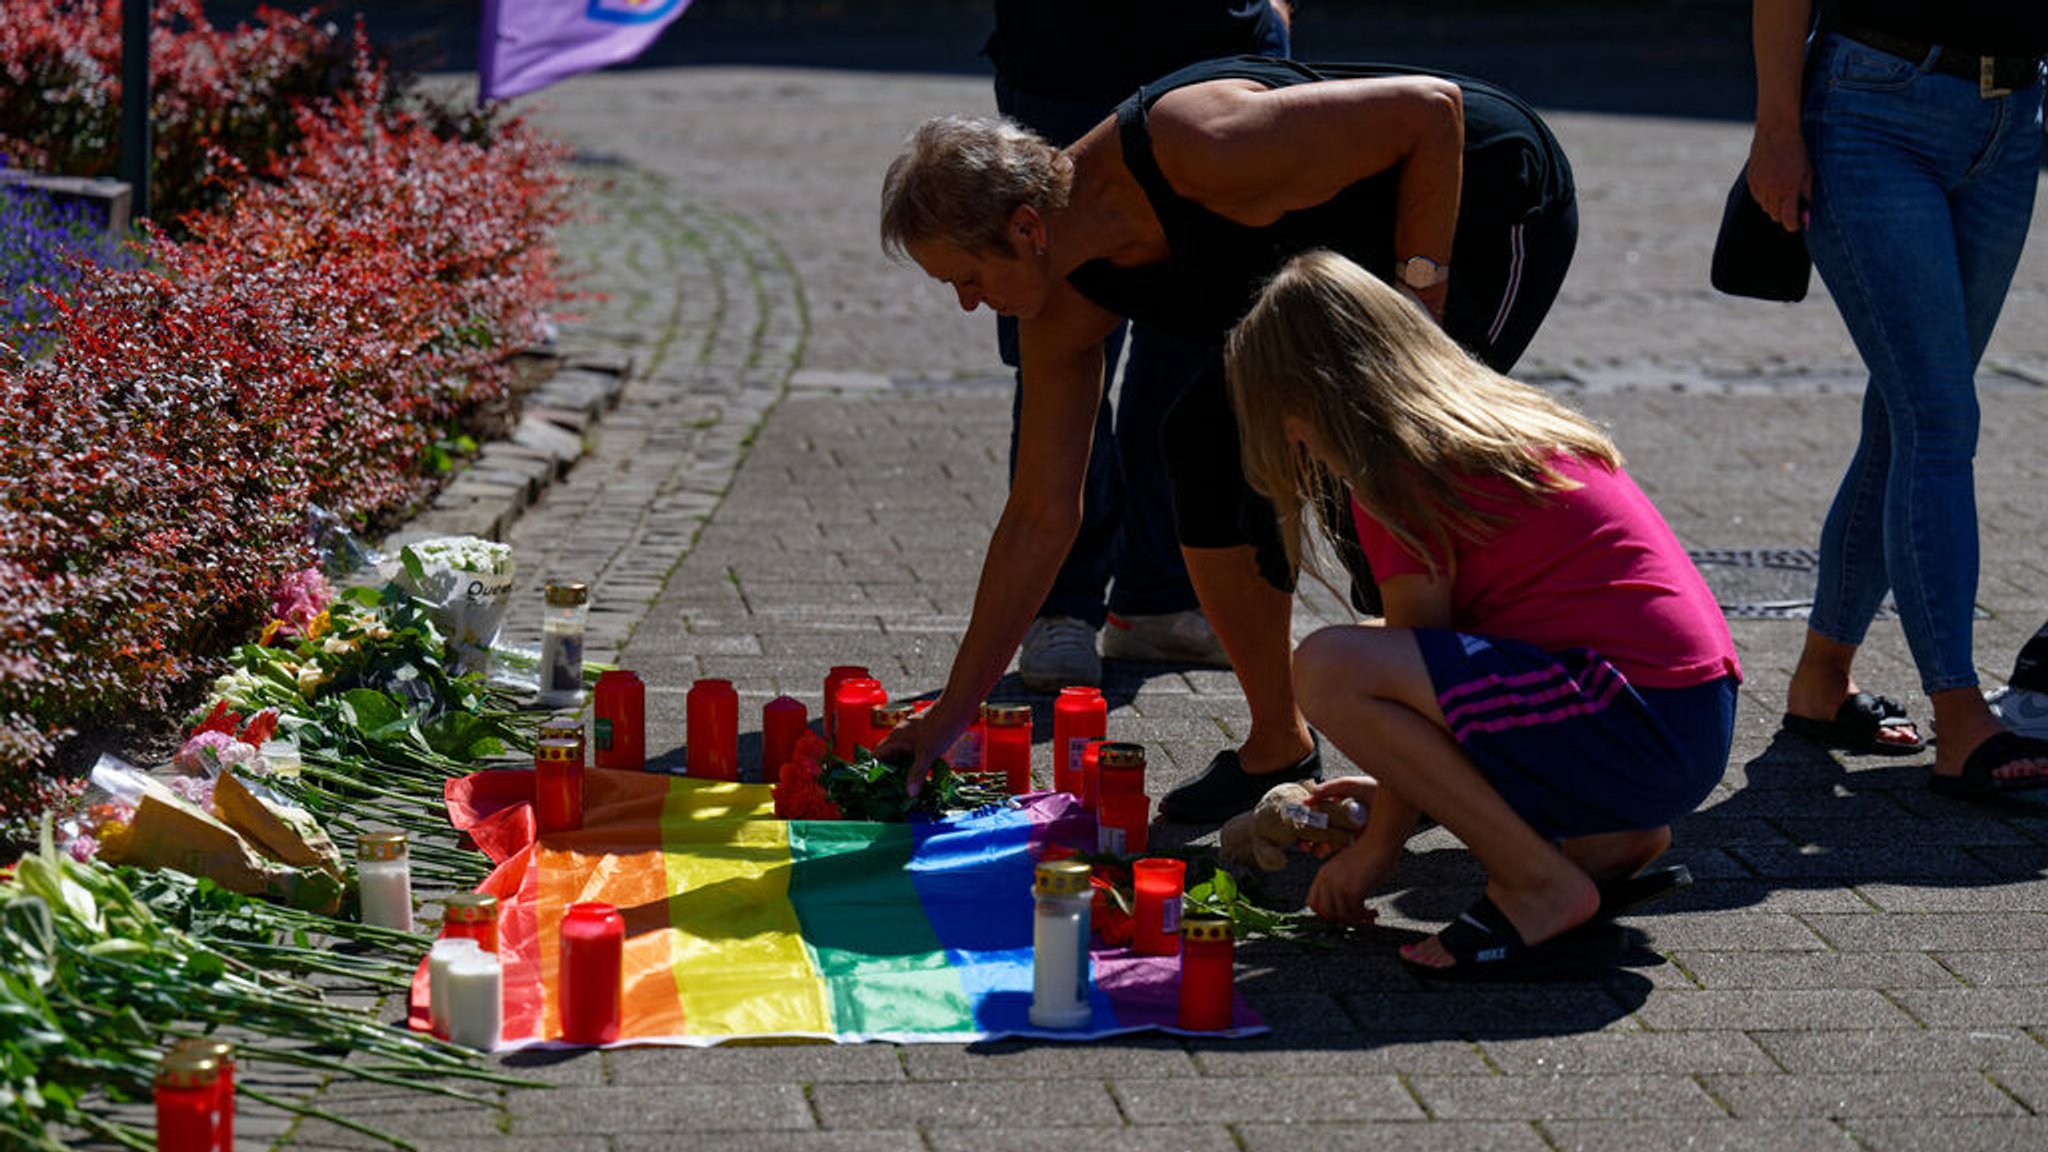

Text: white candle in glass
xmin=443 ymin=951 xmax=504 ymax=1051
xmin=357 ymin=833 xmax=414 ymax=932
xmin=428 ymin=938 xmax=484 ymax=1039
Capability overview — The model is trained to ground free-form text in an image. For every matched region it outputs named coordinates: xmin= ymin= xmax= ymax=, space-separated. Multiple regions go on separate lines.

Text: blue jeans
xmin=1801 ymin=32 xmax=2043 ymax=693
xmin=996 ymin=81 xmax=1202 ymax=626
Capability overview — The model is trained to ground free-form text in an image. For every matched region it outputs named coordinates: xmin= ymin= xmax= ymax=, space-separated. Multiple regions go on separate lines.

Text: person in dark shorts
xmin=986 ymin=1 xmax=1292 ymax=690
xmin=1226 ymin=250 xmax=1739 ymax=979
xmin=875 ymin=56 xmax=1577 ymax=824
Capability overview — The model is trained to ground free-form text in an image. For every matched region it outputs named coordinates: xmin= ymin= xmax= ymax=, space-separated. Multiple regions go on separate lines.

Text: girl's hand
xmin=1306 ymin=839 xmax=1396 ymax=925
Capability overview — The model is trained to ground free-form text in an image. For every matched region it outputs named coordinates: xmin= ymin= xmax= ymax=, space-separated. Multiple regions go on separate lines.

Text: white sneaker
xmin=1101 ymin=609 xmax=1230 ymax=668
xmin=1018 ymin=615 xmax=1101 ymax=691
xmin=1987 ymin=686 xmax=2048 ymax=740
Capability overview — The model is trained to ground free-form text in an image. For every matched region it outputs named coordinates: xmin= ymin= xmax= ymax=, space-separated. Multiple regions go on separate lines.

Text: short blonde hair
xmin=1225 ymin=249 xmax=1620 ymax=578
xmin=880 ymin=115 xmax=1072 ymax=259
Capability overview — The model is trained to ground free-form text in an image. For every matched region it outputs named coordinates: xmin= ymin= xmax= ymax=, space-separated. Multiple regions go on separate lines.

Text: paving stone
xmin=1478 ymin=1031 xmax=1777 ymax=1076
xmin=512 ymin=1084 xmax=813 ymax=1134
xmin=1755 ymin=1029 xmax=2048 ymax=1072
xmin=1701 ymin=1072 xmax=2022 ymax=1118
xmin=1669 ymin=950 xmax=1957 ymax=990
xmin=607 ymin=1044 xmax=906 ymax=1085
xmin=1841 ymin=1117 xmax=2048 ymax=1152
xmin=1342 ymin=988 xmax=1644 ymax=1037
xmin=1542 ymin=1119 xmax=1855 ymax=1151
xmin=1115 ymin=1075 xmax=1423 ymax=1124
xmin=1630 ymin=989 xmax=1918 ymax=1031
xmin=617 ymin=1135 xmax=924 ymax=1152
xmin=900 ymin=1039 xmax=1195 ymax=1080
xmin=1802 ymin=914 xmax=2048 ymax=952
xmin=1190 ymin=1036 xmax=1491 ymax=1078
xmin=808 ymin=1080 xmax=1122 ymax=1128
xmin=1408 ymin=1074 xmax=1724 ymax=1120
xmin=927 ymin=1128 xmax=1239 ymax=1152
xmin=1237 ymin=1121 xmax=1550 ymax=1152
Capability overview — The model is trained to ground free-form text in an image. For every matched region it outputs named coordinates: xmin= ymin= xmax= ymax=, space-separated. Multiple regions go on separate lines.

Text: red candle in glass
xmin=1096 ymin=791 xmax=1150 ymax=854
xmin=1131 ymin=858 xmax=1185 ymax=956
xmin=761 ymin=694 xmax=808 ymax=784
xmin=534 ymin=738 xmax=583 ymax=834
xmin=559 ymin=901 xmax=625 ymax=1045
xmin=1079 ymin=740 xmax=1107 ymax=812
xmin=592 ymin=670 xmax=646 ymax=771
xmin=168 ymin=1039 xmax=234 ymax=1151
xmin=154 ymin=1050 xmax=224 ymax=1152
xmin=1096 ymin=741 xmax=1146 ymax=798
xmin=442 ymin=892 xmax=500 ymax=953
xmin=822 ymin=664 xmax=870 ymax=749
xmin=686 ymin=678 xmax=740 ymax=780
xmin=1051 ymin=687 xmax=1106 ymax=796
xmin=982 ymin=703 xmax=1033 ymax=793
xmin=831 ymin=678 xmax=886 ymax=759
xmin=1178 ymin=916 xmax=1235 ymax=1031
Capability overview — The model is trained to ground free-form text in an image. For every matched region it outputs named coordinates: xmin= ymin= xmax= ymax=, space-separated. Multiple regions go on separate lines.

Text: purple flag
xmin=480 ymin=0 xmax=692 ymax=102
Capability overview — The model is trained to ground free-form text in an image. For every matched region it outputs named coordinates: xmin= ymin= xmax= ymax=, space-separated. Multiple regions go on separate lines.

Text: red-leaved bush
xmin=0 ymin=56 xmax=570 ymax=829
xmin=0 ymin=0 xmax=360 ymax=225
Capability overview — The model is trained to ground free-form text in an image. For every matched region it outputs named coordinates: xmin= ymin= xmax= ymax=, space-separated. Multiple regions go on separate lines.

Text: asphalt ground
xmin=233 ymin=37 xmax=2048 ymax=1152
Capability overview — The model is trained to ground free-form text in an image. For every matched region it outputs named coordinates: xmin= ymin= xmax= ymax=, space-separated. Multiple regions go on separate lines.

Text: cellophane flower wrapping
xmin=392 ymin=536 xmax=515 ymax=677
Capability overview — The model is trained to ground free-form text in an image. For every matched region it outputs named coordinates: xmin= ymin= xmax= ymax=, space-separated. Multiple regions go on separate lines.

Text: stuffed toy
xmin=1218 ymin=782 xmax=1368 ymax=872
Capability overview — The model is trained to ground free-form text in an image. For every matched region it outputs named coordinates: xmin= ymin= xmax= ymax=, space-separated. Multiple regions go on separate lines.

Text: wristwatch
xmin=1397 ymin=255 xmax=1449 ymax=290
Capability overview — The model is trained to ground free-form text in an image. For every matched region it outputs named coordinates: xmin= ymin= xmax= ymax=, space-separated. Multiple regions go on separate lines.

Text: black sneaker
xmin=1157 ymin=735 xmax=1323 ymax=825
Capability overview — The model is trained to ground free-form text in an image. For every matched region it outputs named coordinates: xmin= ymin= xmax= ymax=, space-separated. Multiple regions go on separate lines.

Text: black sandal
xmin=1157 ymin=736 xmax=1322 ymax=825
xmin=1928 ymin=731 xmax=2048 ymax=802
xmin=1781 ymin=692 xmax=1925 ymax=755
xmin=1401 ymin=896 xmax=1622 ymax=982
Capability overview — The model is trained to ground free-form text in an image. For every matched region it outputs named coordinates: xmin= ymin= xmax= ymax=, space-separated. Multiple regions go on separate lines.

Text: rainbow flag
xmin=420 ymin=769 xmax=1265 ymax=1046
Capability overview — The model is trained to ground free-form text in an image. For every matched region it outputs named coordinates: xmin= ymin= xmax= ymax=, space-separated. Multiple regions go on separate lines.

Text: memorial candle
xmin=1079 ymin=739 xmax=1107 ymax=813
xmin=686 ymin=678 xmax=740 ymax=780
xmin=166 ymin=1038 xmax=234 ymax=1151
xmin=153 ymin=1050 xmax=225 ymax=1152
xmin=1096 ymin=742 xmax=1147 ymax=798
xmin=1028 ymin=860 xmax=1094 ymax=1029
xmin=538 ymin=714 xmax=584 ymax=767
xmin=760 ymin=694 xmax=808 ymax=784
xmin=1051 ymin=687 xmax=1106 ymax=796
xmin=443 ymin=950 xmax=504 ymax=1052
xmin=831 ymin=677 xmax=886 ymax=759
xmin=1178 ymin=916 xmax=1236 ymax=1031
xmin=1096 ymin=791 xmax=1150 ymax=855
xmin=982 ymin=703 xmax=1033 ymax=794
xmin=428 ymin=937 xmax=484 ymax=1039
xmin=560 ymin=902 xmax=625 ymax=1045
xmin=441 ymin=892 xmax=500 ymax=953
xmin=1130 ymin=858 xmax=1185 ymax=956
xmin=592 ymin=670 xmax=646 ymax=771
xmin=533 ymin=738 xmax=584 ymax=834
xmin=356 ymin=832 xmax=413 ymax=932
xmin=538 ymin=582 xmax=589 ymax=708
xmin=821 ymin=664 xmax=869 ymax=749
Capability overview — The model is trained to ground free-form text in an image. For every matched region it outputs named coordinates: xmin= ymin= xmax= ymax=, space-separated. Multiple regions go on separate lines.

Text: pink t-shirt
xmin=1350 ymin=454 xmax=1741 ymax=689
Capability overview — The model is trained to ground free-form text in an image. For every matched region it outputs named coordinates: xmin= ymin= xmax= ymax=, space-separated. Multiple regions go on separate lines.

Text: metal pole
xmin=119 ymin=0 xmax=151 ymax=220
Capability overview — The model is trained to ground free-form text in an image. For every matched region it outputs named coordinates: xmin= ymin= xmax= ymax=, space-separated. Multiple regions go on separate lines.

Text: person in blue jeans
xmin=987 ymin=0 xmax=1292 ymax=690
xmin=1748 ymin=0 xmax=2048 ymax=796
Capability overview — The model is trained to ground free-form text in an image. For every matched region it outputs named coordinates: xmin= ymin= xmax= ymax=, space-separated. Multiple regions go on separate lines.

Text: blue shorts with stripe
xmin=1414 ymin=629 xmax=1737 ymax=840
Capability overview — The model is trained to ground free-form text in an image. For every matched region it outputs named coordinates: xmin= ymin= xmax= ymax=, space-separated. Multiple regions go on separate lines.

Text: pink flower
xmin=173 ymin=730 xmax=237 ymax=774
xmin=167 ymin=775 xmax=217 ymax=811
xmin=270 ymin=567 xmax=334 ymax=640
xmin=67 ymin=834 xmax=100 ymax=863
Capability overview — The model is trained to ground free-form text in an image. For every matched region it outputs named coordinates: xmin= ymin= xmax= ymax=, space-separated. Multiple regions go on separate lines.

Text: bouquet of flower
xmin=392 ymin=535 xmax=514 ymax=677
xmin=773 ymin=737 xmax=1011 ymax=822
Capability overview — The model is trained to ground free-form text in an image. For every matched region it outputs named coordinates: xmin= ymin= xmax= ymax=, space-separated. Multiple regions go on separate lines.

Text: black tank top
xmin=1065 ymin=56 xmax=1574 ymax=345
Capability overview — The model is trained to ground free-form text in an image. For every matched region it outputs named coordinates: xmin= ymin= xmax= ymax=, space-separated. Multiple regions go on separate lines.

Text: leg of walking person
xmin=1793 ymin=36 xmax=2048 ymax=783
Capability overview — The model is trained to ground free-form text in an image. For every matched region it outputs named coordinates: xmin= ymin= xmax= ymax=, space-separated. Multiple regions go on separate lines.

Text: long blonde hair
xmin=1225 ymin=249 xmax=1621 ymax=579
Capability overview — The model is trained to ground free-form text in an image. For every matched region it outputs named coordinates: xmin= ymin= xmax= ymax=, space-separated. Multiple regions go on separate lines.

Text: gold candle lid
xmin=871 ymin=702 xmax=914 ymax=729
xmin=156 ymin=1050 xmax=221 ymax=1088
xmin=535 ymin=738 xmax=582 ymax=764
xmin=444 ymin=892 xmax=499 ymax=923
xmin=1181 ymin=915 xmax=1233 ymax=943
xmin=982 ymin=703 xmax=1032 ymax=728
xmin=538 ymin=715 xmax=582 ymax=739
xmin=545 ymin=582 xmax=589 ymax=606
xmin=358 ymin=831 xmax=408 ymax=861
xmin=1033 ymin=858 xmax=1093 ymax=897
xmin=169 ymin=1038 xmax=234 ymax=1070
xmin=1096 ymin=742 xmax=1147 ymax=769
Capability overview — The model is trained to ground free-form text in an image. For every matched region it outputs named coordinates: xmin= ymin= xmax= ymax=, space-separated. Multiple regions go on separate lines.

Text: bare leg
xmin=1785 ymin=629 xmax=1921 ymax=747
xmin=1292 ymin=625 xmax=1598 ymax=966
xmin=1931 ymin=686 xmax=2048 ymax=781
xmin=1181 ymin=544 xmax=1314 ymax=772
xmin=1561 ymin=827 xmax=1671 ymax=880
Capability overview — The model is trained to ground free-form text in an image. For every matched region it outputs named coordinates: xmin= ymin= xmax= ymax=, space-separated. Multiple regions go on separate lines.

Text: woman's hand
xmin=874 ymin=703 xmax=967 ymax=798
xmin=1746 ymin=124 xmax=1810 ymax=233
xmin=1306 ymin=837 xmax=1396 ymax=925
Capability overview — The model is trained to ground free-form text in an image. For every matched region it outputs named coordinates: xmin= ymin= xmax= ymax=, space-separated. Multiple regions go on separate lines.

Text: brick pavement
xmin=269 ymin=62 xmax=2048 ymax=1151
